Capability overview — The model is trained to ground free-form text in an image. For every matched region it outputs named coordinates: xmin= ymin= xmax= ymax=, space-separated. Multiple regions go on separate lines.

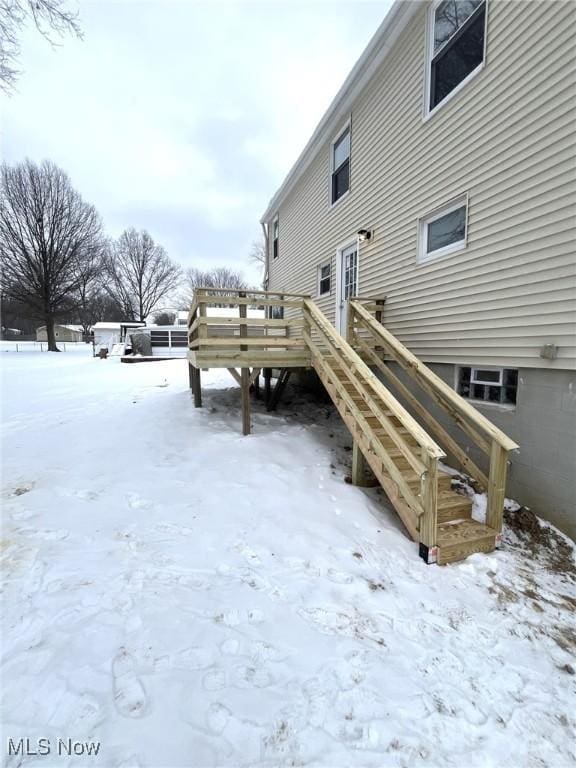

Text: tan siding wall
xmin=267 ymin=0 xmax=576 ymax=370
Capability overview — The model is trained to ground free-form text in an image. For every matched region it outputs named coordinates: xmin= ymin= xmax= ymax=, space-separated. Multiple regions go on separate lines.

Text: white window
xmin=419 ymin=196 xmax=468 ymax=262
xmin=317 ymin=262 xmax=331 ymax=296
xmin=272 ymin=216 xmax=279 ymax=259
xmin=331 ymin=124 xmax=350 ymax=205
xmin=426 ymin=0 xmax=487 ymax=115
xmin=458 ymin=366 xmax=518 ymax=405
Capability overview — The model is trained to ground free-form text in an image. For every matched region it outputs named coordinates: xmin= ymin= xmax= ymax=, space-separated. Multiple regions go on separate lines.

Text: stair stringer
xmin=311 ymin=351 xmax=421 ymax=541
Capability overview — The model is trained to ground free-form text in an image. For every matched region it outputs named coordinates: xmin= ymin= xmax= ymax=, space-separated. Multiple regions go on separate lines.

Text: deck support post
xmin=351 ymin=440 xmax=368 ymax=486
xmin=190 ymin=364 xmax=202 ymax=408
xmin=263 ymin=368 xmax=272 ymax=405
xmin=241 ymin=368 xmax=251 ymax=435
xmin=239 ymin=292 xmax=251 ymax=434
xmin=419 ymin=454 xmax=438 ymax=563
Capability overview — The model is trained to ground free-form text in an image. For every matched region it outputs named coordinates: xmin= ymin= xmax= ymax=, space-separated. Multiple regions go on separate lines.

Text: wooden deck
xmin=187 ymin=288 xmax=519 ymax=565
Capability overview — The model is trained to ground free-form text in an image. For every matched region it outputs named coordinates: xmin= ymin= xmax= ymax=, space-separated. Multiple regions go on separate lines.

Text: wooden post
xmin=375 ymin=299 xmax=385 ymax=325
xmin=487 ymin=442 xmax=508 ymax=534
xmin=190 ymin=365 xmax=202 ymax=408
xmin=346 ymin=301 xmax=355 ymax=345
xmin=419 ymin=453 xmax=438 ymax=563
xmin=239 ymin=292 xmax=250 ymax=435
xmin=264 ymin=368 xmax=272 ymax=405
xmin=351 ymin=440 xmax=368 ymax=486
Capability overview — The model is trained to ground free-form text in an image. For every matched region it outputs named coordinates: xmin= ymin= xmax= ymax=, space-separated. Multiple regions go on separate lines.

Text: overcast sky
xmin=2 ymin=0 xmax=393 ymax=285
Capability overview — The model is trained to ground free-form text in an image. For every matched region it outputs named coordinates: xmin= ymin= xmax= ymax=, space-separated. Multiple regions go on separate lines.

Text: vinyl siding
xmin=266 ymin=0 xmax=576 ymax=370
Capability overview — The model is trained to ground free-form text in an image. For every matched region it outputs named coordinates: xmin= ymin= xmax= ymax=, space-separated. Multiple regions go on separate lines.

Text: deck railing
xmin=187 ymin=288 xmax=311 ymax=368
xmin=348 ymin=299 xmax=519 ymax=534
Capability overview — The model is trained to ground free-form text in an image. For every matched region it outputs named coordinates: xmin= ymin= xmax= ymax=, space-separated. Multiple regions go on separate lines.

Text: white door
xmin=337 ymin=242 xmax=358 ymax=335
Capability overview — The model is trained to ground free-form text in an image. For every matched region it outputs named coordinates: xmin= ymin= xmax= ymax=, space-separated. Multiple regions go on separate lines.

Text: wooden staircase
xmin=302 ymin=298 xmax=519 ymax=565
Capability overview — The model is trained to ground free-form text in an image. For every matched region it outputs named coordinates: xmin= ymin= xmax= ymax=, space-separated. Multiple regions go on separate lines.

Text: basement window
xmin=318 ymin=262 xmax=331 ymax=296
xmin=419 ymin=196 xmax=468 ymax=262
xmin=458 ymin=366 xmax=518 ymax=405
xmin=427 ymin=0 xmax=487 ymax=114
xmin=272 ymin=216 xmax=279 ymax=259
xmin=331 ymin=125 xmax=350 ymax=205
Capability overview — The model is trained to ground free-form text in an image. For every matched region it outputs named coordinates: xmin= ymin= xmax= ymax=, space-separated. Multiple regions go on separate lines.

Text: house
xmin=36 ymin=324 xmax=83 ymax=342
xmin=260 ymin=0 xmax=576 ymax=538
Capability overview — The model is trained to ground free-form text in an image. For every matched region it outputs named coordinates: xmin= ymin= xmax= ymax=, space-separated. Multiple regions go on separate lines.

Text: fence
xmin=0 ymin=341 xmax=90 ymax=353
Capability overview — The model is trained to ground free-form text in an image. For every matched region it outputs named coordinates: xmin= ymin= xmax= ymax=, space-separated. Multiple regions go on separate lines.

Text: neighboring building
xmin=36 ymin=325 xmax=83 ymax=342
xmin=260 ymin=0 xmax=576 ymax=537
xmin=125 ymin=308 xmax=266 ymax=358
xmin=92 ymin=321 xmax=145 ymax=349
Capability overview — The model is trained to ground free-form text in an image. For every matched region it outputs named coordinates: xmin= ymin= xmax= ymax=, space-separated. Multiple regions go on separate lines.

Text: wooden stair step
xmin=436 ymin=519 xmax=497 ymax=565
xmin=437 ymin=489 xmax=472 ymax=523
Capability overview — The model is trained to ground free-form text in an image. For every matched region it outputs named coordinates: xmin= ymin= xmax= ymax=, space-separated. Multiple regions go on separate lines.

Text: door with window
xmin=337 ymin=242 xmax=358 ymax=335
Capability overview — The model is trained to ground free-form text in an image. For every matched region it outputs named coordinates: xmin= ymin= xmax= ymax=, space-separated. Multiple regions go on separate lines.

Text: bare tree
xmin=1 ymin=1 xmax=82 ymax=92
xmin=103 ymin=228 xmax=181 ymax=322
xmin=0 ymin=159 xmax=104 ymax=350
xmin=249 ymin=237 xmax=267 ymax=289
xmin=180 ymin=266 xmax=249 ymax=307
xmin=153 ymin=310 xmax=176 ymax=325
xmin=74 ymin=286 xmax=124 ymax=336
xmin=249 ymin=238 xmax=266 ymax=268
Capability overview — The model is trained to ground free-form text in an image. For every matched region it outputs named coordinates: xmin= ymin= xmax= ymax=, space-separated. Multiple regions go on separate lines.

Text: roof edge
xmin=260 ymin=0 xmax=424 ymax=224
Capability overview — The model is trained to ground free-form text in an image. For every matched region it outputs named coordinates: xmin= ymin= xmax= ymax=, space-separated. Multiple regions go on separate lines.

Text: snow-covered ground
xmin=1 ymin=350 xmax=575 ymax=768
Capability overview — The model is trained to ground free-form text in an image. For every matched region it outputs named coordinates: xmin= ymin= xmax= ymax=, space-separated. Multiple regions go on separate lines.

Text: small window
xmin=318 ymin=262 xmax=331 ymax=296
xmin=331 ymin=126 xmax=350 ymax=204
xmin=419 ymin=197 xmax=468 ymax=262
xmin=272 ymin=216 xmax=279 ymax=259
xmin=271 ymin=305 xmax=284 ymax=320
xmin=428 ymin=0 xmax=486 ymax=113
xmin=458 ymin=366 xmax=518 ymax=405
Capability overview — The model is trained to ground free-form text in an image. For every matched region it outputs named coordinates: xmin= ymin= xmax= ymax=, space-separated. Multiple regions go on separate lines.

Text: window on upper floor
xmin=427 ymin=0 xmax=487 ymax=114
xmin=418 ymin=196 xmax=468 ymax=262
xmin=331 ymin=125 xmax=350 ymax=205
xmin=318 ymin=262 xmax=331 ymax=296
xmin=272 ymin=216 xmax=279 ymax=259
xmin=458 ymin=367 xmax=518 ymax=406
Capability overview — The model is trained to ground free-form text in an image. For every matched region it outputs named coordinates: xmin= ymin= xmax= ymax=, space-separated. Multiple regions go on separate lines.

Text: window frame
xmin=456 ymin=365 xmax=518 ymax=408
xmin=272 ymin=215 xmax=279 ymax=260
xmin=317 ymin=260 xmax=332 ymax=297
xmin=418 ymin=194 xmax=469 ymax=264
xmin=423 ymin=0 xmax=489 ymax=121
xmin=329 ymin=119 xmax=351 ymax=208
xmin=471 ymin=367 xmax=503 ymax=386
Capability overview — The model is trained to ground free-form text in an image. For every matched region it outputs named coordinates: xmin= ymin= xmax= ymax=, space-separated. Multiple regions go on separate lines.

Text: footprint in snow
xmin=75 ymin=489 xmax=100 ymax=501
xmin=112 ymin=648 xmax=147 ymax=718
xmin=206 ymin=702 xmax=231 ymax=734
xmin=325 ymin=568 xmax=354 ymax=584
xmin=202 ymin=668 xmax=227 ymax=691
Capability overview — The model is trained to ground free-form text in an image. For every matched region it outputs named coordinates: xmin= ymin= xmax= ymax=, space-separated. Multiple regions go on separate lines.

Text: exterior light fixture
xmin=357 ymin=229 xmax=371 ymax=241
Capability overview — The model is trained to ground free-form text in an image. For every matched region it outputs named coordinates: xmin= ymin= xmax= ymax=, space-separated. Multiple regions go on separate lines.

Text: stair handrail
xmin=349 ymin=299 xmax=519 ymax=534
xmin=349 ymin=300 xmax=519 ymax=452
xmin=303 ymin=299 xmax=445 ymax=461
